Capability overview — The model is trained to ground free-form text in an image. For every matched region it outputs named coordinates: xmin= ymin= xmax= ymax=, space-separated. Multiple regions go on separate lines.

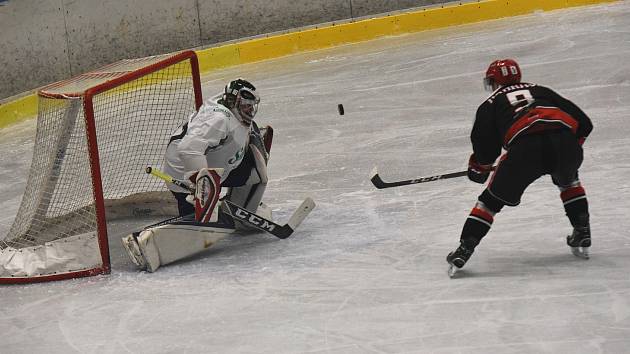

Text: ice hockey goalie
xmin=122 ymin=79 xmax=277 ymax=272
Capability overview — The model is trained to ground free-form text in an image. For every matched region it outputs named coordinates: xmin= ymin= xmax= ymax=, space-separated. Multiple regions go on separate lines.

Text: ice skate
xmin=567 ymin=226 xmax=590 ymax=259
xmin=446 ymin=243 xmax=474 ymax=278
xmin=121 ymin=233 xmax=148 ymax=270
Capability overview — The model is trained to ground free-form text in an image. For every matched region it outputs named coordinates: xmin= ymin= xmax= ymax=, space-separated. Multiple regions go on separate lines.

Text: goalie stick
xmin=222 ymin=198 xmax=315 ymax=239
xmin=145 ymin=166 xmax=315 ymax=239
xmin=369 ymin=167 xmax=468 ymax=189
xmin=146 ymin=166 xmax=193 ymax=192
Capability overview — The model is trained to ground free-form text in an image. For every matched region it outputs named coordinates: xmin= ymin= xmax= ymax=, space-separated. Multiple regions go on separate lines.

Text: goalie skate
xmin=121 ymin=233 xmax=148 ymax=270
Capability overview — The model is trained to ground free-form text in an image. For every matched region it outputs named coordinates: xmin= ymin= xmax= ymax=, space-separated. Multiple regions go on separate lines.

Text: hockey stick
xmin=369 ymin=167 xmax=468 ymax=189
xmin=146 ymin=166 xmax=194 ymax=192
xmin=145 ymin=166 xmax=316 ymax=239
xmin=222 ymin=198 xmax=315 ymax=239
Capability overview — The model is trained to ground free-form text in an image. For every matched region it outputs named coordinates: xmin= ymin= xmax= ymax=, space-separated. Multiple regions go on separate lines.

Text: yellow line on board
xmin=0 ymin=94 xmax=38 ymax=129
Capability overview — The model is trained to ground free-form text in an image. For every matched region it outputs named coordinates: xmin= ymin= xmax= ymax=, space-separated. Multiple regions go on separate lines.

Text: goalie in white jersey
xmin=122 ymin=79 xmax=278 ymax=272
xmin=163 ymin=78 xmax=271 ymax=223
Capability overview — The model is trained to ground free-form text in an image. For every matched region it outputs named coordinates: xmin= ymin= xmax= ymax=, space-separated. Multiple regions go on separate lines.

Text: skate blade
xmin=570 ymin=246 xmax=590 ymax=259
xmin=447 ymin=264 xmax=458 ymax=278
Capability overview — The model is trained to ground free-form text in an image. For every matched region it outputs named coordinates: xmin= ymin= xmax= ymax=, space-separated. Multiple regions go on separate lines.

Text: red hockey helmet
xmin=484 ymin=59 xmax=521 ymax=91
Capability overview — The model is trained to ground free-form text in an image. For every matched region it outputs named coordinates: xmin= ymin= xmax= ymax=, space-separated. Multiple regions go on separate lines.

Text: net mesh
xmin=1 ymin=53 xmax=199 ymax=252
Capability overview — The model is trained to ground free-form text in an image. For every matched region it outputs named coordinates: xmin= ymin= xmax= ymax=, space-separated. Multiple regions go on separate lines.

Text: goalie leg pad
xmin=122 ymin=229 xmax=160 ymax=273
xmin=122 ymin=222 xmax=237 ymax=272
xmin=136 ymin=230 xmax=162 ymax=273
xmin=225 ymin=144 xmax=268 ymax=213
xmin=121 ymin=230 xmax=161 ymax=272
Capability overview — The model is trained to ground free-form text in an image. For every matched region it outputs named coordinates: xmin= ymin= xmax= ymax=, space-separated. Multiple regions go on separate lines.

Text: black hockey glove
xmin=467 ymin=154 xmax=493 ymax=184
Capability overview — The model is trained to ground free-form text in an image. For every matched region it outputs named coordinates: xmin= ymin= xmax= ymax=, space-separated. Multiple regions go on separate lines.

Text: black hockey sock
xmin=460 ymin=206 xmax=494 ymax=249
xmin=560 ymin=186 xmax=589 ymax=227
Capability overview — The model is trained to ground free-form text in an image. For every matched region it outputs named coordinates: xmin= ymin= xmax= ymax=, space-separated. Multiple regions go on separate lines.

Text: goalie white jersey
xmin=163 ymin=97 xmax=251 ymax=193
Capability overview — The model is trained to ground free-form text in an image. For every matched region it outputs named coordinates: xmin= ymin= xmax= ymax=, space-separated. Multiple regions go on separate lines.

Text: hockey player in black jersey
xmin=447 ymin=59 xmax=593 ymax=277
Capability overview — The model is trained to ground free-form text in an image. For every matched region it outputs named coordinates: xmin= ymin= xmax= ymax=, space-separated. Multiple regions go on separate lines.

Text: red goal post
xmin=0 ymin=50 xmax=202 ymax=283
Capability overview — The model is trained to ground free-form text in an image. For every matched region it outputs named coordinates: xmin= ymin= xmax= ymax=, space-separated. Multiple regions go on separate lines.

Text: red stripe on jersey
xmin=561 ymin=186 xmax=585 ymax=202
xmin=504 ymin=107 xmax=579 ymax=147
xmin=470 ymin=207 xmax=494 ymax=224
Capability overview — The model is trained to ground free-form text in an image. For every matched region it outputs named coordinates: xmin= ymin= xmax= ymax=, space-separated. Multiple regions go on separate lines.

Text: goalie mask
xmin=484 ymin=59 xmax=521 ymax=91
xmin=233 ymin=87 xmax=260 ymax=124
xmin=222 ymin=78 xmax=256 ymax=109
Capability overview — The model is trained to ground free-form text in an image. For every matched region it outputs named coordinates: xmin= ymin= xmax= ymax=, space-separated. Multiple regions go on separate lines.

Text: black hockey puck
xmin=337 ymin=104 xmax=344 ymax=115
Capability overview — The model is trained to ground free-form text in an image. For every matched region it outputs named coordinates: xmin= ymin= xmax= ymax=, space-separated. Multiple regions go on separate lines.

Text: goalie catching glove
xmin=467 ymin=153 xmax=493 ymax=184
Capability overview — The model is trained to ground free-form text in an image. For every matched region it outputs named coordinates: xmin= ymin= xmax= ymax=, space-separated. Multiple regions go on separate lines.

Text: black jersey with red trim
xmin=471 ymin=82 xmax=593 ymax=165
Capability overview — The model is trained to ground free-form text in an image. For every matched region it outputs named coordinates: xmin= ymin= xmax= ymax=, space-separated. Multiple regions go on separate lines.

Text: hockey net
xmin=0 ymin=51 xmax=202 ymax=283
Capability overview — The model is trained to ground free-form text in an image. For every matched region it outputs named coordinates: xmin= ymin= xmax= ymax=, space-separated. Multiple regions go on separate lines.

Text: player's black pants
xmin=460 ymin=129 xmax=589 ymax=248
xmin=489 ymin=129 xmax=583 ymax=205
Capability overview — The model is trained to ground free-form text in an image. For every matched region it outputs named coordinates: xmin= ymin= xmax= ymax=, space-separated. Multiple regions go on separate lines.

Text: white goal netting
xmin=0 ymin=51 xmax=202 ymax=282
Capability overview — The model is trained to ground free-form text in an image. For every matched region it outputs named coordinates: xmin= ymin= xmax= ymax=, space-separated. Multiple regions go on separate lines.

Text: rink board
xmin=0 ymin=0 xmax=617 ymax=129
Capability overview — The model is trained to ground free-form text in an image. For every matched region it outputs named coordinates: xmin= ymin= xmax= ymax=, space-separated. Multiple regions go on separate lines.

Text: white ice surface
xmin=2 ymin=2 xmax=630 ymax=353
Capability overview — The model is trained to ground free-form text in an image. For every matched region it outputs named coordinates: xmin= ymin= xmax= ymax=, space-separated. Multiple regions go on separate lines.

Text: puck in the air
xmin=337 ymin=104 xmax=344 ymax=115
